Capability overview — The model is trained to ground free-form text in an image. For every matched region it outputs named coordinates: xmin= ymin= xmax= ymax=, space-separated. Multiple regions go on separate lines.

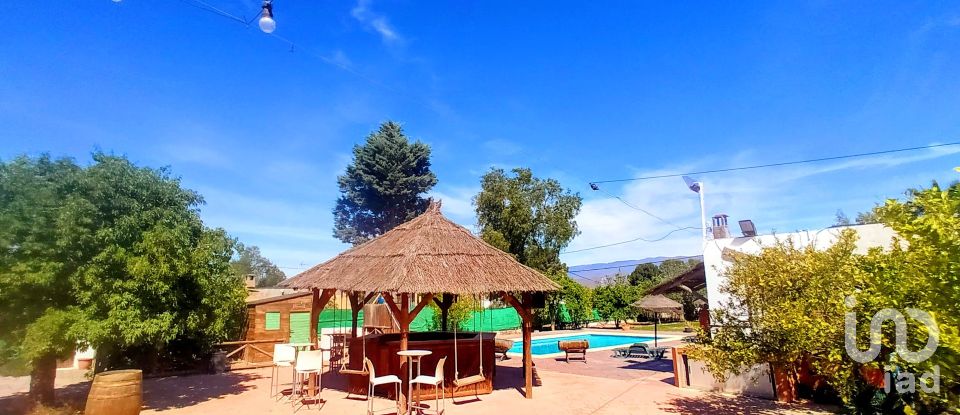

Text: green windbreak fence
xmin=458 ymin=307 xmax=522 ymax=331
xmin=557 ymin=305 xmax=601 ymax=323
xmin=317 ymin=309 xmax=365 ymax=330
xmin=315 ymin=307 xmax=524 ymax=333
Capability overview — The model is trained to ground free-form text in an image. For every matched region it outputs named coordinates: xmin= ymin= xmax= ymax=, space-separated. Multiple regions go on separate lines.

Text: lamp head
xmin=258 ymin=1 xmax=276 ymax=33
xmin=682 ymin=176 xmax=701 ymax=193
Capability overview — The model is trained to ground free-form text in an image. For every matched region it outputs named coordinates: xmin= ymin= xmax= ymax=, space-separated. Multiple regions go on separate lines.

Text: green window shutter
xmin=264 ymin=312 xmax=281 ymax=330
xmin=289 ymin=312 xmax=310 ymax=343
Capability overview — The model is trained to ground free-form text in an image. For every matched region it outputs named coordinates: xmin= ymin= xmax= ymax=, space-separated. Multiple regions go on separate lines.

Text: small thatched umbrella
xmin=631 ymin=294 xmax=683 ymax=347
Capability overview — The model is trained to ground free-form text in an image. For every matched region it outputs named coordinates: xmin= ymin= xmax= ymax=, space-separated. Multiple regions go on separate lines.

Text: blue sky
xmin=2 ymin=1 xmax=959 ymax=274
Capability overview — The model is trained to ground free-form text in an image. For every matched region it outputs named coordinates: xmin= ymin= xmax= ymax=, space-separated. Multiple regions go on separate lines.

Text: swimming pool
xmin=507 ymin=334 xmax=658 ymax=355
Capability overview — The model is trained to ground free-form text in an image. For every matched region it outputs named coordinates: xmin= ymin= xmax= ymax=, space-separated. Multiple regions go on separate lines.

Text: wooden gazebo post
xmin=307 ymin=288 xmax=336 ymax=397
xmin=503 ymin=292 xmax=536 ymax=399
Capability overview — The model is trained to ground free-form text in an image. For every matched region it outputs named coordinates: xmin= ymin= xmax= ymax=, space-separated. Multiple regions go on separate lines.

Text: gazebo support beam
xmin=382 ymin=293 xmax=434 ymax=351
xmin=309 ymin=288 xmax=336 ymax=345
xmin=502 ymin=292 xmax=535 ymax=399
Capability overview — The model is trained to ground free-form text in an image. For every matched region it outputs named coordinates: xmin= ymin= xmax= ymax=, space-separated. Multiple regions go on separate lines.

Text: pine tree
xmin=333 ymin=121 xmax=437 ymax=244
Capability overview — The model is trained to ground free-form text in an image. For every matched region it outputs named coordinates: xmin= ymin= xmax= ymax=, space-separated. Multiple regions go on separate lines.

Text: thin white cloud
xmin=429 ymin=186 xmax=479 ymax=230
xmin=351 ymin=0 xmax=402 ymax=44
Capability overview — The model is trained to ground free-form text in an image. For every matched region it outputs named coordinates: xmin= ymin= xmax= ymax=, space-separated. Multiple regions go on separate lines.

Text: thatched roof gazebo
xmin=279 ymin=201 xmax=558 ymax=398
xmin=632 ymin=295 xmax=683 ymax=347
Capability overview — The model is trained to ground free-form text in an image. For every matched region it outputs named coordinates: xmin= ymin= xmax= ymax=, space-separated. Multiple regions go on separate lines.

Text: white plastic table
xmin=397 ymin=349 xmax=432 ymax=415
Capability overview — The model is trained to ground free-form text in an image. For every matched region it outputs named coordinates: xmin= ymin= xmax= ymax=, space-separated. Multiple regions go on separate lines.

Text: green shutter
xmin=264 ymin=312 xmax=281 ymax=330
xmin=289 ymin=312 xmax=310 ymax=343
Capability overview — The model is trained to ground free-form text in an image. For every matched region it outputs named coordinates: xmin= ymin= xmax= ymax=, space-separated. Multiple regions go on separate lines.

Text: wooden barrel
xmin=84 ymin=369 xmax=143 ymax=415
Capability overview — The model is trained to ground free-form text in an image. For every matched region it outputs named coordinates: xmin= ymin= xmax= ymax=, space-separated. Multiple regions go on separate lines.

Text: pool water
xmin=507 ymin=334 xmax=658 ymax=355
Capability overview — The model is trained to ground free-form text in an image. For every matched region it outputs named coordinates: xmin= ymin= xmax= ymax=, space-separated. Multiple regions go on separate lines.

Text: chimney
xmin=712 ymin=214 xmax=731 ymax=239
xmin=244 ymin=274 xmax=256 ymax=289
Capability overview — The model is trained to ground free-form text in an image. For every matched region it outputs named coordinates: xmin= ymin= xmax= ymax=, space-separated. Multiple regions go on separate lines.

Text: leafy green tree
xmin=687 ymin=231 xmax=865 ymax=405
xmin=835 ymin=209 xmax=852 ymax=226
xmin=333 ymin=121 xmax=437 ymax=245
xmin=593 ymin=276 xmax=639 ymax=328
xmin=0 ymin=154 xmax=246 ymax=404
xmin=473 ymin=167 xmax=582 ymax=274
xmin=855 ymin=181 xmax=960 ymax=412
xmin=854 ymin=210 xmax=880 ymax=225
xmin=231 ymin=244 xmax=286 ymax=287
xmin=689 ymin=180 xmax=960 ymax=413
xmin=628 ymin=263 xmax=659 ymax=287
xmin=657 ymin=258 xmax=700 ymax=280
xmin=473 ymin=167 xmax=582 ymax=328
xmin=428 ymin=296 xmax=476 ymax=332
xmin=558 ymin=274 xmax=593 ymax=327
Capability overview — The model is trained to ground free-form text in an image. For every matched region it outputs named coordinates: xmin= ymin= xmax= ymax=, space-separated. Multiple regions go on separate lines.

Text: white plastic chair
xmin=293 ymin=350 xmax=325 ymax=409
xmin=364 ymin=357 xmax=401 ymax=415
xmin=412 ymin=357 xmax=446 ymax=415
xmin=270 ymin=344 xmax=296 ymax=397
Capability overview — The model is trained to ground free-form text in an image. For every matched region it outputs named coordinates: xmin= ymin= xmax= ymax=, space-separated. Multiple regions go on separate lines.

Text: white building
xmin=702 ymin=215 xmax=898 ymax=312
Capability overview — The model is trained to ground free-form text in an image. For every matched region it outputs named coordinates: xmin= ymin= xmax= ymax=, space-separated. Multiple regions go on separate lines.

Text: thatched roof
xmin=279 ymin=201 xmax=559 ymax=294
xmin=645 ymin=262 xmax=706 ymax=297
xmin=631 ymin=294 xmax=683 ymax=313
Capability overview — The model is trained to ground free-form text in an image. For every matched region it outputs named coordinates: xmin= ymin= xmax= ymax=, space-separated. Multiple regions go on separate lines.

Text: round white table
xmin=397 ymin=349 xmax=432 ymax=415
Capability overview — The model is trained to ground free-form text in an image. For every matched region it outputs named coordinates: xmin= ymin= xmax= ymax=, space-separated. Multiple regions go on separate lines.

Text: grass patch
xmin=630 ymin=321 xmax=693 ymax=332
xmin=0 ymin=356 xmax=31 ymax=377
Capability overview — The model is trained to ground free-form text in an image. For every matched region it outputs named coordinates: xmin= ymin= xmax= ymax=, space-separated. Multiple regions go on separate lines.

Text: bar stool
xmin=293 ymin=350 xmax=324 ymax=409
xmin=270 ymin=344 xmax=296 ymax=398
xmin=364 ymin=357 xmax=401 ymax=415
xmin=412 ymin=357 xmax=446 ymax=415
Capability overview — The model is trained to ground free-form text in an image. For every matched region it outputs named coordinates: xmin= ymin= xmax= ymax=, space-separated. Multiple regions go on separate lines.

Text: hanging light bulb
xmin=258 ymin=1 xmax=276 ymax=34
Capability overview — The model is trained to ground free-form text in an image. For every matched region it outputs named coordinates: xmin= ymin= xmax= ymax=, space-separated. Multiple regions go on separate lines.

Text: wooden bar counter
xmin=345 ymin=331 xmax=496 ymax=399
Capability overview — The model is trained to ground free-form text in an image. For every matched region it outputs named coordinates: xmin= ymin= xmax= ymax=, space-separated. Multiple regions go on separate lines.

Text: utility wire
xmin=566 ymin=255 xmax=703 ymax=273
xmin=561 ymin=228 xmax=700 ymax=254
xmin=589 ymin=184 xmax=700 ymax=232
xmin=590 ymin=141 xmax=960 ymax=185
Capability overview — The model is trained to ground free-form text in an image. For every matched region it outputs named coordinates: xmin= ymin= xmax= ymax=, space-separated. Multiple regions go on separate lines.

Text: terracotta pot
xmin=77 ymin=358 xmax=93 ymax=370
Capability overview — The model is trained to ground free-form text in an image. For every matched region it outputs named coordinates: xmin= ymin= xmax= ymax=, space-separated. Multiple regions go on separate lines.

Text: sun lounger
xmin=612 ymin=343 xmax=652 ymax=359
xmin=612 ymin=343 xmax=669 ymax=360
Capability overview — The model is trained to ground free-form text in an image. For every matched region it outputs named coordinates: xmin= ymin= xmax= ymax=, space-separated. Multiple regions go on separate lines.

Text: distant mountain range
xmin=567 ymin=256 xmax=703 ymax=287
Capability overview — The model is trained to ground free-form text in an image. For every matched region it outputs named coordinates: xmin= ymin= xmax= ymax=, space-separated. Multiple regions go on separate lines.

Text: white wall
xmin=704 ymin=223 xmax=898 ymax=312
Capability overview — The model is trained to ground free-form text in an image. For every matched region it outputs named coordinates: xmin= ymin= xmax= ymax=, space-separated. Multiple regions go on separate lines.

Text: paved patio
xmin=0 ymin=336 xmax=836 ymax=415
